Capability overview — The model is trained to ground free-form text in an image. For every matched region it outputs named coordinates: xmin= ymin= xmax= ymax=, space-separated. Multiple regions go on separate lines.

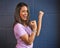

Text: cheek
xmin=20 ymin=12 xmax=24 ymax=18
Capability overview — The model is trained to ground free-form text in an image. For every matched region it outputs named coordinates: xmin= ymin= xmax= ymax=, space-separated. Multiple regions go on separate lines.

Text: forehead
xmin=20 ymin=6 xmax=28 ymax=10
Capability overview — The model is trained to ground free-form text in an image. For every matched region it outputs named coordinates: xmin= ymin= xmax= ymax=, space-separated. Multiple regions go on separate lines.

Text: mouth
xmin=23 ymin=15 xmax=27 ymax=20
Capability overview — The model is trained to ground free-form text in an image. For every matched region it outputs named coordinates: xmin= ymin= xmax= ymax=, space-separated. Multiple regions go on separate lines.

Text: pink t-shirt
xmin=14 ymin=23 xmax=33 ymax=48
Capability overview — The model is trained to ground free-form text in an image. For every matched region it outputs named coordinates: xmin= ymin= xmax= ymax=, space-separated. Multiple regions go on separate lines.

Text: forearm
xmin=20 ymin=31 xmax=36 ymax=45
xmin=27 ymin=20 xmax=37 ymax=44
xmin=36 ymin=16 xmax=43 ymax=36
xmin=36 ymin=11 xmax=44 ymax=36
xmin=28 ymin=32 xmax=36 ymax=44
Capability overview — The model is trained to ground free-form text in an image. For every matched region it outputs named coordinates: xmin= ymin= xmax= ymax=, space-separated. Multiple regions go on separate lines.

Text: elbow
xmin=24 ymin=40 xmax=33 ymax=45
xmin=36 ymin=34 xmax=40 ymax=36
xmin=26 ymin=41 xmax=33 ymax=45
xmin=28 ymin=42 xmax=33 ymax=45
xmin=36 ymin=32 xmax=40 ymax=36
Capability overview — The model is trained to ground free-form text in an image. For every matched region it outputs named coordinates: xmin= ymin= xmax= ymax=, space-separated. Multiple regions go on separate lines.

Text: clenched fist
xmin=29 ymin=20 xmax=37 ymax=31
xmin=38 ymin=11 xmax=44 ymax=19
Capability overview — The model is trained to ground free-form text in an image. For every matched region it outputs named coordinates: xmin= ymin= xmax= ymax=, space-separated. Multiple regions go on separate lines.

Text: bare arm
xmin=20 ymin=31 xmax=36 ymax=45
xmin=36 ymin=11 xmax=44 ymax=36
xmin=20 ymin=20 xmax=37 ymax=45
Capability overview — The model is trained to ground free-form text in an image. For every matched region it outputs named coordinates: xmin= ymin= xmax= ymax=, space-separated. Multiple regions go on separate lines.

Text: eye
xmin=22 ymin=10 xmax=25 ymax=12
xmin=22 ymin=10 xmax=28 ymax=13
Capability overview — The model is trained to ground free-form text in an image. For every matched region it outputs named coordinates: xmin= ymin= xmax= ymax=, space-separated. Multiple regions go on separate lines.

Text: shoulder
xmin=14 ymin=23 xmax=23 ymax=29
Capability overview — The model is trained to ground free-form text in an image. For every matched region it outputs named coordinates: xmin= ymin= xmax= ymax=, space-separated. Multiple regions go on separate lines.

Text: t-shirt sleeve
xmin=14 ymin=23 xmax=27 ymax=38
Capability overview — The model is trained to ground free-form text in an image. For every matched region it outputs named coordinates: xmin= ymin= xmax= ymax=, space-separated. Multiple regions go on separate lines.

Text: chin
xmin=24 ymin=19 xmax=27 ymax=21
xmin=25 ymin=20 xmax=27 ymax=21
xmin=22 ymin=18 xmax=27 ymax=21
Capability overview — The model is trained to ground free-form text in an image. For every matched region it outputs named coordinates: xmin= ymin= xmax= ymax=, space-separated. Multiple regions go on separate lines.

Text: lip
xmin=23 ymin=15 xmax=27 ymax=18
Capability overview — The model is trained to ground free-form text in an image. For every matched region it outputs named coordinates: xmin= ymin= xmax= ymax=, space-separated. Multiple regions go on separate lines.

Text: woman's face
xmin=20 ymin=6 xmax=28 ymax=21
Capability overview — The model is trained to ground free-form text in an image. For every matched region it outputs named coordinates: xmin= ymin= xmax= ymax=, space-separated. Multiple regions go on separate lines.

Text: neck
xmin=23 ymin=23 xmax=27 ymax=27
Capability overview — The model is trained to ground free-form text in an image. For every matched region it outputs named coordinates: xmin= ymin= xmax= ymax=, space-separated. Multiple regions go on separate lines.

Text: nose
xmin=24 ymin=12 xmax=28 ymax=16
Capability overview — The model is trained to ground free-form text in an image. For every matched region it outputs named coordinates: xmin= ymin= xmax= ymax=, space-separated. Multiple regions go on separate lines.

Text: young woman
xmin=13 ymin=2 xmax=44 ymax=48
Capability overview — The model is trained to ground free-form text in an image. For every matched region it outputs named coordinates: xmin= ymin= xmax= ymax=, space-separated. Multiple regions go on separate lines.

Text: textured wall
xmin=0 ymin=0 xmax=60 ymax=48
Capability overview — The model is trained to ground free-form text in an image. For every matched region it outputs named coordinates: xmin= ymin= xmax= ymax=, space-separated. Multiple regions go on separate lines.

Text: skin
xmin=36 ymin=11 xmax=44 ymax=36
xmin=19 ymin=6 xmax=37 ymax=45
xmin=19 ymin=6 xmax=44 ymax=45
xmin=20 ymin=6 xmax=28 ymax=21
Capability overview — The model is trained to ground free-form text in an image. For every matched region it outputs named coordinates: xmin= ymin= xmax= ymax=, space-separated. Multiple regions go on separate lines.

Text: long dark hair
xmin=13 ymin=2 xmax=30 ymax=27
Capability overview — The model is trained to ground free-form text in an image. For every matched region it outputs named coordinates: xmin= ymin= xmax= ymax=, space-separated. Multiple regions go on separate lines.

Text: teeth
xmin=23 ymin=16 xmax=27 ymax=18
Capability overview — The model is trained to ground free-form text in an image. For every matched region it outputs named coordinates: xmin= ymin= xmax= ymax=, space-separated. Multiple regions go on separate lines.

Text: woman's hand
xmin=29 ymin=20 xmax=37 ymax=31
xmin=38 ymin=11 xmax=44 ymax=19
xmin=36 ymin=11 xmax=44 ymax=36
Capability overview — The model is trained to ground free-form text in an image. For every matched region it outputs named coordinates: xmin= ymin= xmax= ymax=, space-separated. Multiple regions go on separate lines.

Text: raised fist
xmin=29 ymin=20 xmax=37 ymax=31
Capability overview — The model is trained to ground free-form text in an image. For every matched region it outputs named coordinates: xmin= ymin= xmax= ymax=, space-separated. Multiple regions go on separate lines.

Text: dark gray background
xmin=0 ymin=0 xmax=60 ymax=48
